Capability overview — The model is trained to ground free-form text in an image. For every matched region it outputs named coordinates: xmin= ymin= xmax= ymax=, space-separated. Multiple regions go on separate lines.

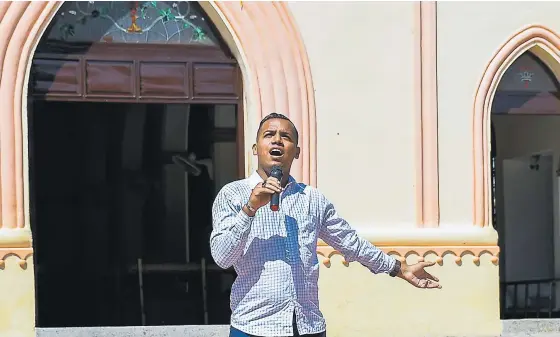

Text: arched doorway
xmin=0 ymin=2 xmax=315 ymax=335
xmin=28 ymin=1 xmax=242 ymax=327
xmin=491 ymin=49 xmax=560 ymax=319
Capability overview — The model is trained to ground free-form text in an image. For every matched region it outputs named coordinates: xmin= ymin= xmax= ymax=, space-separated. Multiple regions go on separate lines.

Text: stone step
xmin=34 ymin=319 xmax=560 ymax=337
xmin=36 ymin=326 xmax=229 ymax=337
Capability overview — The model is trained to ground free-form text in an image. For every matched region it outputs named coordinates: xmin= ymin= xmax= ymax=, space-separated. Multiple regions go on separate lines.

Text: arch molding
xmin=473 ymin=24 xmax=560 ymax=227
xmin=0 ymin=1 xmax=317 ymax=243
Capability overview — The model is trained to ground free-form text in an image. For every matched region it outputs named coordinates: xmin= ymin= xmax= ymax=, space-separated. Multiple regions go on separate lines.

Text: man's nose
xmin=272 ymin=133 xmax=282 ymax=144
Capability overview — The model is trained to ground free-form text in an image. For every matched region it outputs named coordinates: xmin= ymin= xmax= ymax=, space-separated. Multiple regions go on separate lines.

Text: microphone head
xmin=270 ymin=165 xmax=283 ymax=180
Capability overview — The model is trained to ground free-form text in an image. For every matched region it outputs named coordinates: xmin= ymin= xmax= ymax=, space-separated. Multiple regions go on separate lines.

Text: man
xmin=211 ymin=113 xmax=441 ymax=337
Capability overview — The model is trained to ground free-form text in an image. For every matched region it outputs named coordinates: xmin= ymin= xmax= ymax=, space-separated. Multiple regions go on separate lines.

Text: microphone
xmin=269 ymin=165 xmax=283 ymax=211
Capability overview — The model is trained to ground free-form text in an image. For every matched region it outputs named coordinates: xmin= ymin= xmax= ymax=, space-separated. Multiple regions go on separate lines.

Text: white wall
xmin=502 ymin=155 xmax=554 ymax=282
xmin=289 ymin=1 xmax=560 ymax=229
xmin=501 ymin=155 xmax=556 ymax=310
xmin=288 ymin=1 xmax=417 ymax=228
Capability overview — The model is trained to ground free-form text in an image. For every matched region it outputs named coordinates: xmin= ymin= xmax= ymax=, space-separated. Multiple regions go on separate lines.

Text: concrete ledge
xmin=35 ymin=320 xmax=560 ymax=337
xmin=502 ymin=319 xmax=560 ymax=336
xmin=36 ymin=325 xmax=230 ymax=337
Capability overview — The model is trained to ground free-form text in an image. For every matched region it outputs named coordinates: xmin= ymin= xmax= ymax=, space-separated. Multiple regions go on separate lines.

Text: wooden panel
xmin=86 ymin=61 xmax=134 ymax=97
xmin=31 ymin=44 xmax=240 ymax=104
xmin=211 ymin=128 xmax=237 ymax=142
xmin=140 ymin=62 xmax=188 ymax=98
xmin=37 ymin=43 xmax=236 ymax=63
xmin=31 ymin=59 xmax=80 ymax=96
xmin=193 ymin=63 xmax=238 ymax=99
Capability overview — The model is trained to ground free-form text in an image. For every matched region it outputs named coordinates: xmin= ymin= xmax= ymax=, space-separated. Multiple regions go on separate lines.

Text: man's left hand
xmin=397 ymin=260 xmax=442 ymax=289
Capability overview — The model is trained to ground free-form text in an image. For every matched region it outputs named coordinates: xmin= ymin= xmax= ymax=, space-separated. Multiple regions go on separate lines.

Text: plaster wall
xmin=319 ymin=254 xmax=500 ymax=337
xmin=0 ymin=255 xmax=35 ymax=337
xmin=289 ymin=2 xmax=500 ymax=336
xmin=288 ymin=1 xmax=417 ymax=229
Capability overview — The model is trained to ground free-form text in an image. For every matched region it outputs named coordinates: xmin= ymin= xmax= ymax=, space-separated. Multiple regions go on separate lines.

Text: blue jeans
xmin=229 ymin=326 xmax=326 ymax=337
xmin=230 ymin=311 xmax=326 ymax=337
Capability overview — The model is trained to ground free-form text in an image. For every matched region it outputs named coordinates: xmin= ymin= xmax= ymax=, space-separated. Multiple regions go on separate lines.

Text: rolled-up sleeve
xmin=210 ymin=186 xmax=253 ymax=269
xmin=317 ymin=194 xmax=396 ymax=275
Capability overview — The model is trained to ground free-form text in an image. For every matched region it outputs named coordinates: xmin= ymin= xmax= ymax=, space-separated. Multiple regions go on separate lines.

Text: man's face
xmin=253 ymin=118 xmax=300 ymax=173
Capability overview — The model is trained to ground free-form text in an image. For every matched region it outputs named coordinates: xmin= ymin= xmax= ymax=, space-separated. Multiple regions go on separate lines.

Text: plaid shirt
xmin=210 ymin=171 xmax=397 ymax=336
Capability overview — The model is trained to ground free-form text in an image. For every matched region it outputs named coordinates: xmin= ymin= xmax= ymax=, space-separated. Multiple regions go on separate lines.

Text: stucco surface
xmin=287 ymin=1 xmax=418 ymax=227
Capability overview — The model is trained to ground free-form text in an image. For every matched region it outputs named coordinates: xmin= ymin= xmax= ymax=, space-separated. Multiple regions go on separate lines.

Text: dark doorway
xmin=492 ymin=51 xmax=560 ymax=319
xmin=28 ymin=1 xmax=243 ymax=327
xmin=30 ymin=101 xmax=239 ymax=327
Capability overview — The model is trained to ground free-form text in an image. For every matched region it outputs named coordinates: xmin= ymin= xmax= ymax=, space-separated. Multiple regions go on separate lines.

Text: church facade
xmin=1 ymin=1 xmax=560 ymax=336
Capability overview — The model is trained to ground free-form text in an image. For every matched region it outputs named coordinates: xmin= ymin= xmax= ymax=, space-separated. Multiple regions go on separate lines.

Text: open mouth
xmin=269 ymin=148 xmax=284 ymax=158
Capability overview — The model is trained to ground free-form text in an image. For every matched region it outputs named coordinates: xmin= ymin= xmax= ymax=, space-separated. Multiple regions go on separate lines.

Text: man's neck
xmin=256 ymin=168 xmax=290 ymax=187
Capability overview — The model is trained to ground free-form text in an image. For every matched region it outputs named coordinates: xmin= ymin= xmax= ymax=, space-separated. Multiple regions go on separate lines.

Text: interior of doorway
xmin=29 ymin=100 xmax=239 ymax=327
xmin=492 ymin=115 xmax=560 ymax=319
xmin=490 ymin=49 xmax=560 ymax=319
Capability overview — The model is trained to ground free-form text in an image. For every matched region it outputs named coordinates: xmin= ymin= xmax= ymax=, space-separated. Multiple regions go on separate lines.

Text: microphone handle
xmin=270 ymin=192 xmax=280 ymax=211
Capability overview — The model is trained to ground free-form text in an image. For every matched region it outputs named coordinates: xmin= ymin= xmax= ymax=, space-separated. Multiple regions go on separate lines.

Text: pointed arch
xmin=0 ymin=1 xmax=317 ymax=242
xmin=473 ymin=25 xmax=560 ymax=227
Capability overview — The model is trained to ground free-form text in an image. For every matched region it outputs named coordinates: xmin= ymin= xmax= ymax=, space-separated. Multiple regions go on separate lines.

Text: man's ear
xmin=252 ymin=144 xmax=257 ymax=155
xmin=295 ymin=147 xmax=301 ymax=159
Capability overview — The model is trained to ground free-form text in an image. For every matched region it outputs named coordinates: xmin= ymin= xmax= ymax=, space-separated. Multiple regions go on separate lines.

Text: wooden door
xmin=29 ymin=1 xmax=241 ymax=105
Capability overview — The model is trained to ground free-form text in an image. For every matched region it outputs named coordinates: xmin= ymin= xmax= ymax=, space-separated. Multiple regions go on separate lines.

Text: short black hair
xmin=256 ymin=112 xmax=299 ymax=145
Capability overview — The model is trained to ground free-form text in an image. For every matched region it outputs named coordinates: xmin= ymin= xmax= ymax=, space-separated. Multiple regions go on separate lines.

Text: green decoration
xmin=51 ymin=1 xmax=216 ymax=45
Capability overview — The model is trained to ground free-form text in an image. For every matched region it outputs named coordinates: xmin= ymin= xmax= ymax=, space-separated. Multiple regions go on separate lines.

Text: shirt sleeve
xmin=317 ymin=193 xmax=397 ymax=275
xmin=210 ymin=185 xmax=253 ymax=269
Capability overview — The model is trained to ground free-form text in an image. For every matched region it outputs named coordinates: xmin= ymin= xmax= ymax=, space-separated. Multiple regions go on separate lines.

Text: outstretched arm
xmin=317 ymin=194 xmax=441 ymax=289
xmin=318 ymin=196 xmax=398 ymax=275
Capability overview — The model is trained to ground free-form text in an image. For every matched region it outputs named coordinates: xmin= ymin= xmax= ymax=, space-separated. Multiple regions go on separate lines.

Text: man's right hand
xmin=247 ymin=177 xmax=283 ymax=211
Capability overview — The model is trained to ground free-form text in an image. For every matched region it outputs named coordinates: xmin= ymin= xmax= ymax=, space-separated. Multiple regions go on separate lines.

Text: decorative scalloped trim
xmin=0 ymin=246 xmax=501 ymax=270
xmin=0 ymin=248 xmax=33 ymax=269
xmin=316 ymin=245 xmax=499 ymax=267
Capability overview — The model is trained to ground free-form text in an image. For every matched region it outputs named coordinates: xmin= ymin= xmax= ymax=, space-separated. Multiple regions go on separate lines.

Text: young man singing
xmin=211 ymin=113 xmax=441 ymax=337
